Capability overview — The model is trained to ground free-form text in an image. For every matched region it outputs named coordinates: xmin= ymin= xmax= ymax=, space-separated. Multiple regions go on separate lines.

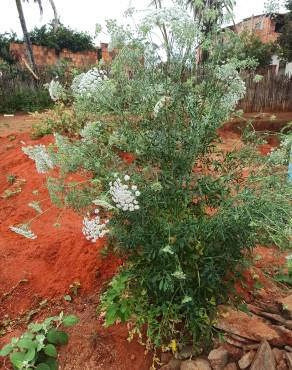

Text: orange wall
xmin=9 ymin=42 xmax=115 ymax=67
xmin=233 ymin=16 xmax=280 ymax=43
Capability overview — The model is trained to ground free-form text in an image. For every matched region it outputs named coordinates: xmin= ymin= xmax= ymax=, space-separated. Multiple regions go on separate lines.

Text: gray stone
xmin=250 ymin=340 xmax=276 ymax=370
xmin=180 ymin=359 xmax=212 ymax=370
xmin=238 ymin=351 xmax=256 ymax=369
xmin=208 ymin=347 xmax=228 ymax=370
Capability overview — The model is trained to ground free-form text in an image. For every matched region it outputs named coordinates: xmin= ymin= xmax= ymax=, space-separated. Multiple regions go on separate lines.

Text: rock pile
xmin=159 ymin=294 xmax=292 ymax=370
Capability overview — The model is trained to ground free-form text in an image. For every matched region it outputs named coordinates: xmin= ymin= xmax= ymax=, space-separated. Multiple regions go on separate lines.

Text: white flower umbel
xmin=71 ymin=68 xmax=108 ymax=97
xmin=10 ymin=224 xmax=37 ymax=239
xmin=48 ymin=79 xmax=64 ymax=101
xmin=82 ymin=209 xmax=109 ymax=243
xmin=109 ymin=175 xmax=140 ymax=211
xmin=22 ymin=145 xmax=54 ymax=173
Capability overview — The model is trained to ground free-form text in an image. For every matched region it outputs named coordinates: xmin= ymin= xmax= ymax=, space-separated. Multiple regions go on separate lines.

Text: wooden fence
xmin=239 ymin=72 xmax=292 ymax=112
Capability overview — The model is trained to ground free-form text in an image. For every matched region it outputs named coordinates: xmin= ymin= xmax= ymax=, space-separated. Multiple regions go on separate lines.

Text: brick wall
xmin=9 ymin=42 xmax=116 ymax=68
xmin=232 ymin=15 xmax=282 ymax=44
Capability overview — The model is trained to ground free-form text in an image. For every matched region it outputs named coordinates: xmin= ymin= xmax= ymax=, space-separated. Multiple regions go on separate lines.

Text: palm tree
xmin=15 ymin=0 xmax=38 ymax=71
xmin=48 ymin=0 xmax=60 ymax=31
xmin=15 ymin=0 xmax=59 ymax=72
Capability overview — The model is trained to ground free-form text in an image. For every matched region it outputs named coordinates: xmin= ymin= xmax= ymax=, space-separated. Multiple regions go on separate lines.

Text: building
xmin=229 ymin=14 xmax=292 ymax=75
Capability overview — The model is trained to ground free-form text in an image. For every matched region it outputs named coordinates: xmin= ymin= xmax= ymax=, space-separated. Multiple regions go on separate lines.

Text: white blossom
xmin=47 ymin=79 xmax=64 ymax=101
xmin=71 ymin=68 xmax=109 ymax=97
xmin=10 ymin=224 xmax=37 ymax=239
xmin=109 ymin=175 xmax=140 ymax=211
xmin=22 ymin=145 xmax=54 ymax=173
xmin=82 ymin=209 xmax=109 ymax=243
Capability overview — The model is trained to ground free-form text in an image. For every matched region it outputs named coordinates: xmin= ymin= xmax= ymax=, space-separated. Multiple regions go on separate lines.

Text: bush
xmin=28 ymin=23 xmax=95 ymax=53
xmin=0 ymin=85 xmax=52 ymax=114
xmin=27 ymin=0 xmax=291 ymax=355
xmin=0 ymin=32 xmax=18 ymax=64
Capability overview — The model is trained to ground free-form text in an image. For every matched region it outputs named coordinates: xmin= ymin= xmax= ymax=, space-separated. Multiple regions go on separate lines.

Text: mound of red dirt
xmin=0 ymin=132 xmax=121 ymax=320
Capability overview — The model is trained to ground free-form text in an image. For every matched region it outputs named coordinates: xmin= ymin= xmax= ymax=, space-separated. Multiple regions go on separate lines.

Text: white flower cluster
xmin=80 ymin=121 xmax=102 ymax=142
xmin=82 ymin=209 xmax=109 ymax=242
xmin=48 ymin=79 xmax=64 ymax=101
xmin=153 ymin=96 xmax=172 ymax=117
xmin=71 ymin=68 xmax=108 ymax=96
xmin=268 ymin=136 xmax=292 ymax=165
xmin=109 ymin=175 xmax=140 ymax=211
xmin=216 ymin=63 xmax=246 ymax=113
xmin=22 ymin=145 xmax=54 ymax=173
xmin=10 ymin=224 xmax=37 ymax=239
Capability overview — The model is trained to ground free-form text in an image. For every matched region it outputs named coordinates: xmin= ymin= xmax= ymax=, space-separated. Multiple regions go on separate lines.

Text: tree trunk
xmin=48 ymin=0 xmax=59 ymax=31
xmin=15 ymin=0 xmax=37 ymax=72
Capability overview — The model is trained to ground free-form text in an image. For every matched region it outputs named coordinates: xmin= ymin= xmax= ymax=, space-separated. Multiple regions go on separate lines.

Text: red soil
xmin=0 ymin=131 xmax=152 ymax=369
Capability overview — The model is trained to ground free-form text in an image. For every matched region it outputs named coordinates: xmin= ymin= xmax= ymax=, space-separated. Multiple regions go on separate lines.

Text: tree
xmin=48 ymin=0 xmax=60 ymax=31
xmin=15 ymin=0 xmax=60 ymax=72
xmin=15 ymin=0 xmax=38 ymax=71
xmin=278 ymin=0 xmax=292 ymax=62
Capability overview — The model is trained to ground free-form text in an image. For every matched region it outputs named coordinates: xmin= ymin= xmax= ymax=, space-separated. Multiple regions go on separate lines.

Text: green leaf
xmin=63 ymin=315 xmax=79 ymax=327
xmin=105 ymin=304 xmax=118 ymax=327
xmin=10 ymin=351 xmax=26 ymax=368
xmin=47 ymin=329 xmax=68 ymax=345
xmin=28 ymin=323 xmax=43 ymax=333
xmin=18 ymin=338 xmax=36 ymax=350
xmin=64 ymin=295 xmax=72 ymax=302
xmin=253 ymin=281 xmax=264 ymax=290
xmin=36 ymin=364 xmax=51 ymax=370
xmin=0 ymin=344 xmax=13 ymax=356
xmin=44 ymin=344 xmax=57 ymax=358
xmin=24 ymin=348 xmax=36 ymax=362
xmin=45 ymin=357 xmax=58 ymax=370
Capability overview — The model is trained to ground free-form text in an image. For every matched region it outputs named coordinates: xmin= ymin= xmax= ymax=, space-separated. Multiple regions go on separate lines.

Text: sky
xmin=0 ymin=0 xmax=287 ymax=45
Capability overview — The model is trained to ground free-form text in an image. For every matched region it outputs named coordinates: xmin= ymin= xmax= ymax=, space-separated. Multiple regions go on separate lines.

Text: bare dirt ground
xmin=0 ymin=112 xmax=291 ymax=370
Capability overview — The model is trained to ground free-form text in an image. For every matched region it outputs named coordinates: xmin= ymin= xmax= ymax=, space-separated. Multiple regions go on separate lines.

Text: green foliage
xmin=28 ymin=22 xmax=95 ymax=53
xmin=0 ymin=312 xmax=78 ymax=370
xmin=32 ymin=103 xmax=89 ymax=137
xmin=0 ymin=32 xmax=18 ymax=64
xmin=0 ymin=85 xmax=52 ymax=114
xmin=217 ymin=30 xmax=275 ymax=68
xmin=278 ymin=0 xmax=292 ymax=62
xmin=44 ymin=0 xmax=291 ymax=353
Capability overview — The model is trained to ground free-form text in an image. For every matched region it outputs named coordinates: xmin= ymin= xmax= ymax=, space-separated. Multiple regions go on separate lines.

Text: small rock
xmin=180 ymin=359 xmax=211 ymax=370
xmin=130 ymin=354 xmax=136 ymax=361
xmin=273 ymin=348 xmax=285 ymax=364
xmin=286 ymin=352 xmax=292 ymax=370
xmin=178 ymin=345 xmax=196 ymax=360
xmin=161 ymin=352 xmax=174 ymax=364
xmin=160 ymin=359 xmax=182 ymax=370
xmin=215 ymin=306 xmax=282 ymax=346
xmin=238 ymin=351 xmax=256 ymax=369
xmin=250 ymin=340 xmax=276 ymax=370
xmin=222 ymin=343 xmax=244 ymax=362
xmin=277 ymin=359 xmax=288 ymax=370
xmin=279 ymin=295 xmax=292 ymax=319
xmin=208 ymin=347 xmax=228 ymax=370
xmin=285 ymin=346 xmax=292 ymax=353
xmin=223 ymin=364 xmax=237 ymax=370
